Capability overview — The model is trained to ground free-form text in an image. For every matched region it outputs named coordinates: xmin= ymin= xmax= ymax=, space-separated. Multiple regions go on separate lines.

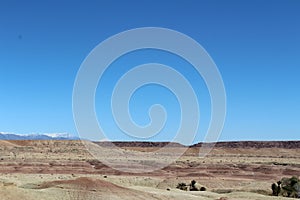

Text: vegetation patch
xmin=271 ymin=176 xmax=300 ymax=198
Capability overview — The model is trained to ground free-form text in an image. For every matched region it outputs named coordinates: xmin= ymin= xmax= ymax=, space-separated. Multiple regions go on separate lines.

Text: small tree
xmin=272 ymin=176 xmax=300 ymax=198
xmin=271 ymin=183 xmax=280 ymax=196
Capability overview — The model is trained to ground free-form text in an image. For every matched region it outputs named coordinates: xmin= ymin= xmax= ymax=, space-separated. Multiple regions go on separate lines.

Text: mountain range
xmin=0 ymin=132 xmax=79 ymax=140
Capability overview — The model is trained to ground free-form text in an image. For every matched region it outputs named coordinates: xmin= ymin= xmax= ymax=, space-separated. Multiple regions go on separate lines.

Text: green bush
xmin=272 ymin=176 xmax=300 ymax=198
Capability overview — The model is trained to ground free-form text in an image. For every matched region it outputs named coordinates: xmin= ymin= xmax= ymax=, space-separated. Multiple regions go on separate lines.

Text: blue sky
xmin=0 ymin=0 xmax=299 ymax=142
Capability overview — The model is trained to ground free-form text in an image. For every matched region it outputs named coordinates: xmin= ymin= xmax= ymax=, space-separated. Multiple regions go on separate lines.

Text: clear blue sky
xmin=0 ymin=0 xmax=299 ymax=142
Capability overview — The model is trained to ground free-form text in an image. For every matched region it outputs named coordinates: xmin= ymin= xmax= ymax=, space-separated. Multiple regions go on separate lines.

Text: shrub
xmin=176 ymin=182 xmax=188 ymax=191
xmin=272 ymin=176 xmax=300 ymax=198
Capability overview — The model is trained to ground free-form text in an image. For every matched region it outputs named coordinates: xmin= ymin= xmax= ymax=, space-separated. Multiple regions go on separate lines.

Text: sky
xmin=0 ymin=0 xmax=299 ymax=143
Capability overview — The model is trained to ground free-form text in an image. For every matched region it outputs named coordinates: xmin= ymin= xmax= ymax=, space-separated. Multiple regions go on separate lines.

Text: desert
xmin=2 ymin=1 xmax=300 ymax=200
xmin=0 ymin=140 xmax=299 ymax=199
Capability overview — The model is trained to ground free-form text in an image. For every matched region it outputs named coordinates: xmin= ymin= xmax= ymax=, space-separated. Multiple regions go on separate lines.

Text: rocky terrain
xmin=0 ymin=140 xmax=299 ymax=199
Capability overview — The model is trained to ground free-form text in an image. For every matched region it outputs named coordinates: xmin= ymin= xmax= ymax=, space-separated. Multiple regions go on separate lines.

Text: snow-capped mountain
xmin=0 ymin=132 xmax=79 ymax=140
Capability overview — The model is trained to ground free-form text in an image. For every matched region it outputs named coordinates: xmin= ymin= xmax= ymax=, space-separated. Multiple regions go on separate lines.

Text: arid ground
xmin=0 ymin=140 xmax=299 ymax=200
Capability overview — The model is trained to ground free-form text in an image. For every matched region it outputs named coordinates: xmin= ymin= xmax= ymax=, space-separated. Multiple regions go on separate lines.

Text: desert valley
xmin=0 ymin=140 xmax=299 ymax=200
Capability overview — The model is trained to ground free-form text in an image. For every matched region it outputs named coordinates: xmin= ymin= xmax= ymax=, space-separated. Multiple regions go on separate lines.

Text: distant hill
xmin=0 ymin=133 xmax=299 ymax=149
xmin=191 ymin=141 xmax=300 ymax=149
xmin=94 ymin=141 xmax=185 ymax=148
xmin=0 ymin=132 xmax=79 ymax=140
xmin=95 ymin=141 xmax=300 ymax=149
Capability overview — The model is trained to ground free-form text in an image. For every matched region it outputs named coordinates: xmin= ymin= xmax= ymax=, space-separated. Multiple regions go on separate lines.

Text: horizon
xmin=0 ymin=131 xmax=299 ymax=144
xmin=1 ymin=1 xmax=300 ymax=143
